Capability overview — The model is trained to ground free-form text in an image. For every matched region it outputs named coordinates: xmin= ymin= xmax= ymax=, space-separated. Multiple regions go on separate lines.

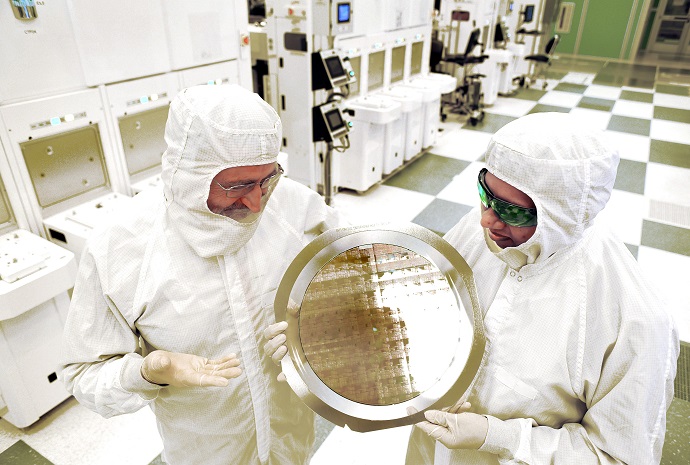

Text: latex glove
xmin=141 ymin=350 xmax=241 ymax=387
xmin=411 ymin=402 xmax=488 ymax=450
xmin=263 ymin=320 xmax=288 ymax=382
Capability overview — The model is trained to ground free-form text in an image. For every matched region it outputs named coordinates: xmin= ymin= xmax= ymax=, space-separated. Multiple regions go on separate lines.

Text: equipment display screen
xmin=325 ymin=56 xmax=346 ymax=79
xmin=524 ymin=5 xmax=534 ymax=23
xmin=337 ymin=3 xmax=351 ymax=23
xmin=325 ymin=109 xmax=345 ymax=131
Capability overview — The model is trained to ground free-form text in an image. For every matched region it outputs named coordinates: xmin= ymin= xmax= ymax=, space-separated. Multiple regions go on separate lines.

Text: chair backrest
xmin=464 ymin=28 xmax=482 ymax=56
xmin=545 ymin=34 xmax=560 ymax=56
xmin=430 ymin=38 xmax=444 ymax=68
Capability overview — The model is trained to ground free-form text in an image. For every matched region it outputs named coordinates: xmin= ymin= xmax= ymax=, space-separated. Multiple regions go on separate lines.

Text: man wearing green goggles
xmin=477 ymin=167 xmax=538 ymax=248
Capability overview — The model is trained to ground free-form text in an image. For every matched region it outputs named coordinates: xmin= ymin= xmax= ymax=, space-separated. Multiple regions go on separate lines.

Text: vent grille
xmin=649 ymin=200 xmax=690 ymax=229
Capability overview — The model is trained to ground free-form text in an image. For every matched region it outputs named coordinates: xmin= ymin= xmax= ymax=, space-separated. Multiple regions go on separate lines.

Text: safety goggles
xmin=477 ymin=168 xmax=537 ymax=227
xmin=216 ymin=164 xmax=284 ymax=198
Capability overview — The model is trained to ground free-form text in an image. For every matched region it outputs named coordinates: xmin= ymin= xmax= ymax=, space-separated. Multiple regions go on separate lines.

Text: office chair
xmin=520 ymin=34 xmax=560 ymax=90
xmin=441 ymin=28 xmax=488 ymax=126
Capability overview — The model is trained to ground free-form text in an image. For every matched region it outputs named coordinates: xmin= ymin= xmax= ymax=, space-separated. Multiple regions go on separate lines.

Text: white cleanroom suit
xmin=407 ymin=112 xmax=679 ymax=464
xmin=60 ymin=85 xmax=343 ymax=465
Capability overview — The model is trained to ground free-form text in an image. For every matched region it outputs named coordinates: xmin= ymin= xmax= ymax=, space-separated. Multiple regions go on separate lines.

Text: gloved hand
xmin=141 ymin=350 xmax=241 ymax=387
xmin=263 ymin=320 xmax=288 ymax=382
xmin=410 ymin=402 xmax=488 ymax=450
xmin=262 ymin=300 xmax=299 ymax=382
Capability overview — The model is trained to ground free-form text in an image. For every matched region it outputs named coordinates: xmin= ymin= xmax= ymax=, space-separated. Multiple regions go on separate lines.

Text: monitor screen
xmin=337 ymin=3 xmax=351 ymax=23
xmin=524 ymin=5 xmax=534 ymax=23
xmin=325 ymin=56 xmax=346 ymax=79
xmin=325 ymin=109 xmax=345 ymax=131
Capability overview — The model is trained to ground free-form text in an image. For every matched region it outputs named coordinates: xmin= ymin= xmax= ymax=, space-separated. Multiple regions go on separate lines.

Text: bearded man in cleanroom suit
xmin=407 ymin=112 xmax=679 ymax=464
xmin=60 ymin=84 xmax=344 ymax=465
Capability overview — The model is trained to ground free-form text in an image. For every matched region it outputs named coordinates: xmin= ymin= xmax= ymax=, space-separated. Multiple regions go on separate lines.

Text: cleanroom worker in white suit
xmin=407 ymin=112 xmax=679 ymax=464
xmin=60 ymin=85 xmax=343 ymax=465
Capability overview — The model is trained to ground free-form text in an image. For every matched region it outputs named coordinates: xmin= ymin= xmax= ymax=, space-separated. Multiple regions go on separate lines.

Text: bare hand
xmin=141 ymin=350 xmax=241 ymax=387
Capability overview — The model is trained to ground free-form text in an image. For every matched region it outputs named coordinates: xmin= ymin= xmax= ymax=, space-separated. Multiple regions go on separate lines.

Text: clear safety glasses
xmin=216 ymin=164 xmax=284 ymax=198
xmin=477 ymin=168 xmax=537 ymax=227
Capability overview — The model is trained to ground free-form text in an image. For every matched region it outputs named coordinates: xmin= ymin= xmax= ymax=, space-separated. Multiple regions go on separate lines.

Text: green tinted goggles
xmin=477 ymin=168 xmax=538 ymax=227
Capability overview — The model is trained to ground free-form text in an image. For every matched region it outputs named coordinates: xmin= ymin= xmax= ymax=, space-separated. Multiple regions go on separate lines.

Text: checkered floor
xmin=331 ymin=59 xmax=690 ymax=346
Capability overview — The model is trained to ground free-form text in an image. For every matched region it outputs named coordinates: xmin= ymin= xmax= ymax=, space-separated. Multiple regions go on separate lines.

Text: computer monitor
xmin=325 ymin=109 xmax=345 ymax=132
xmin=325 ymin=56 xmax=346 ymax=80
xmin=523 ymin=5 xmax=534 ymax=23
xmin=337 ymin=2 xmax=351 ymax=23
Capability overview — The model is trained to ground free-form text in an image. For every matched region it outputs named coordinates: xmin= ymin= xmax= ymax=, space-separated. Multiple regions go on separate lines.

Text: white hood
xmin=160 ymin=85 xmax=282 ymax=258
xmin=484 ymin=112 xmax=620 ymax=268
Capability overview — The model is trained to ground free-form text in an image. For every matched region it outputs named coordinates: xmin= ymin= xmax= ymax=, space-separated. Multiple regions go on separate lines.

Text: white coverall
xmin=407 ymin=113 xmax=679 ymax=464
xmin=60 ymin=85 xmax=343 ymax=465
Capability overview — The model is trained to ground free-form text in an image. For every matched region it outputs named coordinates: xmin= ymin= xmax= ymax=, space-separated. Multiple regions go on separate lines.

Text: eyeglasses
xmin=477 ymin=168 xmax=537 ymax=227
xmin=216 ymin=164 xmax=284 ymax=198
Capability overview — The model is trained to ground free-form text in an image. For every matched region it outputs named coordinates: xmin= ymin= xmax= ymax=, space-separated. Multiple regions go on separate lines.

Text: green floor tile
xmin=528 ymin=104 xmax=571 ymax=115
xmin=554 ymin=82 xmax=588 ymax=94
xmin=578 ymin=96 xmax=616 ymax=112
xmin=412 ymin=198 xmax=473 ymax=236
xmin=641 ymin=220 xmax=690 ymax=256
xmin=461 ymin=113 xmax=516 ymax=134
xmin=619 ymin=89 xmax=654 ymax=103
xmin=654 ymin=106 xmax=690 ymax=124
xmin=676 ymin=341 xmax=689 ymax=402
xmin=607 ymin=115 xmax=651 ymax=137
xmin=613 ymin=158 xmax=647 ymax=195
xmin=661 ymin=398 xmax=690 ymax=465
xmin=0 ymin=441 xmax=54 ymax=465
xmin=544 ymin=70 xmax=568 ymax=81
xmin=624 ymin=243 xmax=639 ymax=260
xmin=384 ymin=153 xmax=470 ymax=196
xmin=656 ymin=83 xmax=690 ymax=97
xmin=149 ymin=454 xmax=165 ymax=465
xmin=650 ymin=139 xmax=690 ymax=170
xmin=512 ymin=87 xmax=547 ymax=101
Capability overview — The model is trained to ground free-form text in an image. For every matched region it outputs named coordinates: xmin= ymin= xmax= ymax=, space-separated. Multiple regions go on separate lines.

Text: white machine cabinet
xmin=377 ymin=87 xmax=423 ymax=161
xmin=0 ymin=0 xmax=86 ymax=104
xmin=337 ymin=96 xmax=401 ymax=192
xmin=101 ymin=74 xmax=179 ymax=196
xmin=0 ymin=171 xmax=76 ymax=428
xmin=0 ymin=89 xmax=132 ymax=259
xmin=396 ymin=80 xmax=441 ymax=149
xmin=67 ymin=0 xmax=171 ymax=86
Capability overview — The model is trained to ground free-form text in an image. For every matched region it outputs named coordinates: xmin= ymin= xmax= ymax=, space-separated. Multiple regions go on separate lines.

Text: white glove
xmin=412 ymin=402 xmax=488 ymax=450
xmin=141 ymin=350 xmax=241 ymax=387
xmin=263 ymin=320 xmax=288 ymax=382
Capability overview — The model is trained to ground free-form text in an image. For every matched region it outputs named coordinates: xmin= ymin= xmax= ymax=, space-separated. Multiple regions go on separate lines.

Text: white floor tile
xmin=611 ymin=100 xmax=654 ymax=119
xmin=436 ymin=161 xmax=486 ymax=206
xmin=644 ymin=162 xmax=690 ymax=207
xmin=596 ymin=189 xmax=647 ymax=246
xmin=332 ymin=185 xmax=434 ymax=226
xmin=650 ymin=119 xmax=690 ymax=145
xmin=583 ymin=84 xmax=622 ymax=100
xmin=431 ymin=129 xmax=492 ymax=161
xmin=621 ymin=86 xmax=654 ymax=93
xmin=484 ymin=97 xmax=535 ymax=117
xmin=568 ymin=107 xmax=612 ymax=131
xmin=653 ymin=93 xmax=690 ymax=110
xmin=0 ymin=398 xmax=162 ymax=465
xmin=538 ymin=90 xmax=582 ymax=107
xmin=310 ymin=425 xmax=412 ymax=465
xmin=604 ymin=131 xmax=651 ymax=163
xmin=637 ymin=246 xmax=690 ymax=343
xmin=561 ymin=72 xmax=595 ymax=85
